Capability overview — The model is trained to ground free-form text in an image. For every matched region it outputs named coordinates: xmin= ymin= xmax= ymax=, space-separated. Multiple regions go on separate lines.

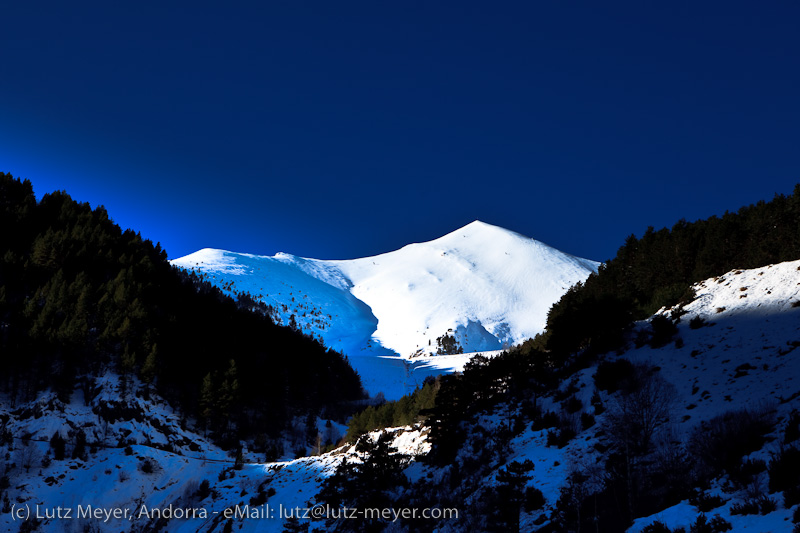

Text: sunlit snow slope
xmin=171 ymin=221 xmax=598 ymax=398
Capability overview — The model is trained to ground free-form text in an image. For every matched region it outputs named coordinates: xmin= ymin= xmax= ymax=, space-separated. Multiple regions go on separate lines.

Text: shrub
xmin=689 ymin=490 xmax=726 ymax=512
xmin=553 ymin=380 xmax=580 ymax=402
xmin=594 ymin=359 xmax=636 ymax=393
xmin=688 ymin=406 xmax=775 ymax=478
xmin=196 ymin=479 xmax=211 ymax=500
xmin=49 ymin=432 xmax=66 ymax=461
xmin=733 ymin=363 xmax=756 ymax=378
xmin=730 ymin=499 xmax=759 ymax=515
xmin=689 ymin=514 xmax=732 ymax=533
xmin=563 ymin=396 xmax=583 ymax=414
xmin=730 ymin=458 xmax=766 ymax=487
xmin=758 ymin=495 xmax=777 ymax=514
xmin=635 ymin=327 xmax=652 ymax=348
xmin=650 ymin=315 xmax=678 ymax=348
xmin=689 ymin=316 xmax=706 ymax=329
xmin=436 ymin=333 xmax=462 ymax=355
xmin=140 ymin=458 xmax=155 ymax=474
xmin=532 ymin=411 xmax=560 ymax=431
xmin=546 ymin=427 xmax=577 ymax=448
xmin=642 ymin=521 xmax=672 ymax=533
xmin=249 ymin=490 xmax=267 ymax=506
xmin=524 ymin=486 xmax=545 ymax=512
xmin=769 ymin=446 xmax=800 ymax=506
xmin=71 ymin=429 xmax=87 ymax=460
xmin=730 ymin=496 xmax=776 ymax=515
xmin=785 ymin=486 xmax=800 ymax=509
xmin=769 ymin=445 xmax=800 ymax=492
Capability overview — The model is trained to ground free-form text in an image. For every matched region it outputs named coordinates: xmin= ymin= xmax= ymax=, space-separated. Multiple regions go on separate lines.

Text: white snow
xmin=369 ymin=258 xmax=800 ymax=532
xmin=409 ymin=350 xmax=504 ymax=374
xmin=170 ymin=221 xmax=598 ymax=398
xmin=0 ymin=374 xmax=431 ymax=533
xmin=6 ymin=255 xmax=800 ymax=532
xmin=620 ymin=260 xmax=800 ymax=531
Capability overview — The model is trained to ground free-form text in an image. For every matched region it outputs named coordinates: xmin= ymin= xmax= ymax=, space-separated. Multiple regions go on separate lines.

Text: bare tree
xmin=16 ymin=441 xmax=42 ymax=474
xmin=557 ymin=459 xmax=608 ymax=533
xmin=602 ymin=363 xmax=677 ymax=523
xmin=604 ymin=363 xmax=677 ymax=455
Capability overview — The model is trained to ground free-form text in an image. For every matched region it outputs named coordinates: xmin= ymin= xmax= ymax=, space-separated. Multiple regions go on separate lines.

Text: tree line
xmin=0 ymin=172 xmax=365 ymax=450
xmin=543 ymin=184 xmax=800 ymax=357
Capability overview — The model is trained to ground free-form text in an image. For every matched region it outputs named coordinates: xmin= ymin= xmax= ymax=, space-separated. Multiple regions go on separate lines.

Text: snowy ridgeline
xmin=170 ymin=221 xmax=598 ymax=399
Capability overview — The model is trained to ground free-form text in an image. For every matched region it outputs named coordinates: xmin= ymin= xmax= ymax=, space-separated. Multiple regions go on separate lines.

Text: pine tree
xmin=49 ymin=432 xmax=65 ymax=461
xmin=120 ymin=344 xmax=137 ymax=375
xmin=219 ymin=359 xmax=240 ymax=419
xmin=490 ymin=460 xmax=534 ymax=531
xmin=141 ymin=344 xmax=158 ymax=384
xmin=318 ymin=432 xmax=408 ymax=530
xmin=200 ymin=373 xmax=215 ymax=423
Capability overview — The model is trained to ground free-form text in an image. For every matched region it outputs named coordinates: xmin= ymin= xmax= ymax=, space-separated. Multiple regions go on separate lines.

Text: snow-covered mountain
xmin=171 ymin=221 xmax=599 ymax=398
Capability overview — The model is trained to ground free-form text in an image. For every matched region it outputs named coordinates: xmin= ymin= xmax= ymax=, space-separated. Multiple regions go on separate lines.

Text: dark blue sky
xmin=2 ymin=2 xmax=799 ymax=262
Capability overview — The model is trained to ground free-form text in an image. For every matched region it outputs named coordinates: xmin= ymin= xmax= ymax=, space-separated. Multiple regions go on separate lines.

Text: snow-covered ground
xmin=259 ymin=256 xmax=800 ymax=532
xmin=322 ymin=257 xmax=800 ymax=532
xmin=171 ymin=221 xmax=598 ymax=399
xmin=0 ymin=373 xmax=430 ymax=533
xmin=621 ymin=260 xmax=800 ymax=532
xmin=5 ymin=258 xmax=800 ymax=532
xmin=508 ymin=258 xmax=800 ymax=531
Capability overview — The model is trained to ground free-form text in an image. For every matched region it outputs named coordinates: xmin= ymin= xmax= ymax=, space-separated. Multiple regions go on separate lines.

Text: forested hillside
xmin=543 ymin=185 xmax=800 ymax=357
xmin=425 ymin=185 xmax=800 ymax=459
xmin=0 ymin=172 xmax=364 ymax=449
xmin=326 ymin=185 xmax=800 ymax=532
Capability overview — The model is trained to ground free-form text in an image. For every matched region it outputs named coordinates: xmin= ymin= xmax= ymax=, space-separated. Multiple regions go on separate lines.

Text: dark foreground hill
xmin=0 ymin=172 xmax=364 ymax=450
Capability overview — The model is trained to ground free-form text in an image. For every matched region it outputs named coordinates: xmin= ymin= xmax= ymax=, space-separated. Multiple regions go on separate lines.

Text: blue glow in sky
xmin=2 ymin=2 xmax=799 ymax=261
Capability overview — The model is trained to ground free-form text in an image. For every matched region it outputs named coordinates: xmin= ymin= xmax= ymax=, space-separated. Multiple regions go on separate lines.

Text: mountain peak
xmin=464 ymin=219 xmax=491 ymax=228
xmin=172 ymin=225 xmax=599 ymax=397
xmin=435 ymin=219 xmax=528 ymax=245
xmin=457 ymin=219 xmax=505 ymax=233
